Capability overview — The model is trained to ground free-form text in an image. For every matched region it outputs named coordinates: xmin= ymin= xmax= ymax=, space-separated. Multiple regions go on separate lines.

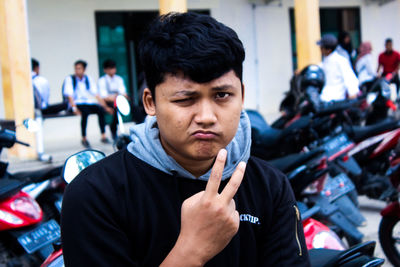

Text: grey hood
xmin=127 ymin=110 xmax=252 ymax=181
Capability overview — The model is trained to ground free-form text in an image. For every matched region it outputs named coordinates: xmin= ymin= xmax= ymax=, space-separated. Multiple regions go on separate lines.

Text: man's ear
xmin=143 ymin=88 xmax=156 ymax=116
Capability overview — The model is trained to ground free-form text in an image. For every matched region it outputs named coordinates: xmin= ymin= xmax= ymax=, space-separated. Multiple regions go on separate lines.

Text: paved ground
xmin=1 ymin=115 xmax=395 ymax=266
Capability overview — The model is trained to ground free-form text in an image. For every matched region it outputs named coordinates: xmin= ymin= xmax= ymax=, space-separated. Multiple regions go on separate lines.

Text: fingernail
xmin=238 ymin=162 xmax=246 ymax=170
xmin=218 ymin=149 xmax=227 ymax=160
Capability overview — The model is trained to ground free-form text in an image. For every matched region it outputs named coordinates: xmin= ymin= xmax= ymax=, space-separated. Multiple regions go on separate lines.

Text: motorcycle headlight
xmin=312 ymin=231 xmax=347 ymax=250
xmin=0 ymin=209 xmax=23 ymax=225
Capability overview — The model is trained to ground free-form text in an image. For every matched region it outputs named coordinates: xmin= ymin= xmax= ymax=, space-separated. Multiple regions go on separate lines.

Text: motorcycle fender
xmin=381 ymin=202 xmax=400 ymax=217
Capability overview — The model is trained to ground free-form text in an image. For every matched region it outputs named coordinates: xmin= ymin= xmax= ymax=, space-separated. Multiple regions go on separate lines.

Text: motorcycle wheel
xmin=379 ymin=216 xmax=400 ymax=267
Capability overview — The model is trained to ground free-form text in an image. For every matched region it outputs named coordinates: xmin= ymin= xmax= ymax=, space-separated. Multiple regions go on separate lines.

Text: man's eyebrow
xmin=172 ymin=90 xmax=198 ymax=97
xmin=211 ymin=85 xmax=235 ymax=91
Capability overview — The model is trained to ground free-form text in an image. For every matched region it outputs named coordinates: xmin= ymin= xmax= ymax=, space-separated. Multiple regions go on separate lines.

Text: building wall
xmin=1 ymin=0 xmax=400 ymax=120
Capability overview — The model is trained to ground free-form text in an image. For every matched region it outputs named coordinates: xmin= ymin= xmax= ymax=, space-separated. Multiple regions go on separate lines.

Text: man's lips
xmin=192 ymin=130 xmax=219 ymax=140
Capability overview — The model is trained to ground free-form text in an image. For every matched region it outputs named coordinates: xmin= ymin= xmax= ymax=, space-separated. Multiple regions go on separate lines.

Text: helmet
xmin=300 ymin=65 xmax=325 ymax=92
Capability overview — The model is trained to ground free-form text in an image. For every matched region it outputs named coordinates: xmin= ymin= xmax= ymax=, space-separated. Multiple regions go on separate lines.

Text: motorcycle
xmin=378 ymin=160 xmax=400 ymax=266
xmin=0 ymin=126 xmax=61 ymax=266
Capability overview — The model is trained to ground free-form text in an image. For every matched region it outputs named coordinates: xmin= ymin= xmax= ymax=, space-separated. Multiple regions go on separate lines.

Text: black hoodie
xmin=61 ymin=149 xmax=310 ymax=266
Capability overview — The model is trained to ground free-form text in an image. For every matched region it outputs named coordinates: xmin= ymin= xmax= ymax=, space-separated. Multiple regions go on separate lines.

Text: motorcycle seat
xmin=0 ymin=178 xmax=26 ymax=200
xmin=309 ymin=241 xmax=382 ymax=267
xmin=10 ymin=165 xmax=63 ymax=184
xmin=267 ymin=148 xmax=324 ymax=173
xmin=345 ymin=118 xmax=398 ymax=143
xmin=247 ymin=110 xmax=283 ymax=147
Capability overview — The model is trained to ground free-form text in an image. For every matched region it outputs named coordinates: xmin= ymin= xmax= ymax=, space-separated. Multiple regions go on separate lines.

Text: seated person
xmin=31 ymin=58 xmax=68 ymax=115
xmin=63 ymin=60 xmax=113 ymax=147
xmin=98 ymin=59 xmax=128 ymax=140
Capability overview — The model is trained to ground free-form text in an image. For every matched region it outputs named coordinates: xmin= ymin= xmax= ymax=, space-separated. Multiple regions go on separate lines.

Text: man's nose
xmin=194 ymin=100 xmax=217 ymax=126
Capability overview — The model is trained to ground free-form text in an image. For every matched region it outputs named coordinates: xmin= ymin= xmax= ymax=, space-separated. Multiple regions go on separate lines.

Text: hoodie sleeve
xmin=61 ymin=170 xmax=139 ymax=267
xmin=258 ymin=172 xmax=311 ymax=266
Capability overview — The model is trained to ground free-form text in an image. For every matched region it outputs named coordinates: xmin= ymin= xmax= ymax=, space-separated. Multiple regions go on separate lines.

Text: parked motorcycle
xmin=0 ymin=126 xmax=61 ymax=266
xmin=378 ymin=161 xmax=400 ymax=266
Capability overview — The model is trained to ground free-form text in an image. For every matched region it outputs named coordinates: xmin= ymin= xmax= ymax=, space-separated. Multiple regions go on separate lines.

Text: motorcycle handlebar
xmin=15 ymin=140 xmax=30 ymax=147
xmin=304 ymin=86 xmax=364 ymax=116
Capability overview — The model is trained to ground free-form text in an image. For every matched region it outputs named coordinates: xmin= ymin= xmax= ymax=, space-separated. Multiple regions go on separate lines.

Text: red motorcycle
xmin=378 ymin=158 xmax=400 ymax=266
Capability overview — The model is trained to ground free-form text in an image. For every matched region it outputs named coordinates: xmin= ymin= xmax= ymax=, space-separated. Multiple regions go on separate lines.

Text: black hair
xmin=338 ymin=31 xmax=352 ymax=55
xmin=103 ymin=59 xmax=116 ymax=69
xmin=385 ymin=38 xmax=393 ymax=44
xmin=31 ymin=58 xmax=39 ymax=70
xmin=74 ymin=60 xmax=87 ymax=69
xmin=138 ymin=12 xmax=245 ymax=97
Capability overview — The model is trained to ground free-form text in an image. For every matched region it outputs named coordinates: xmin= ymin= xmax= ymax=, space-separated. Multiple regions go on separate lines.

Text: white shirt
xmin=356 ymin=54 xmax=376 ymax=85
xmin=63 ymin=75 xmax=98 ymax=105
xmin=98 ymin=74 xmax=126 ymax=98
xmin=320 ymin=51 xmax=360 ymax=102
xmin=32 ymin=71 xmax=50 ymax=108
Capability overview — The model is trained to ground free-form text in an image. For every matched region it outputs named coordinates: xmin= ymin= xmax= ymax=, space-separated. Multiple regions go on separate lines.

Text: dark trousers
xmin=76 ymin=104 xmax=106 ymax=137
xmin=41 ymin=102 xmax=69 ymax=115
xmin=106 ymin=101 xmax=118 ymax=139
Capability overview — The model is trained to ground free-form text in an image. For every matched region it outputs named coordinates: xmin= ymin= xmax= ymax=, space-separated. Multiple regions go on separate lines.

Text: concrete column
xmin=0 ymin=0 xmax=37 ymax=159
xmin=159 ymin=0 xmax=187 ymax=15
xmin=294 ymin=0 xmax=321 ymax=71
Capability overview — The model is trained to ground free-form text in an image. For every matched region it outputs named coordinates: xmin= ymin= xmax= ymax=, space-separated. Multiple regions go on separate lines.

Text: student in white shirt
xmin=317 ymin=34 xmax=360 ymax=102
xmin=63 ymin=60 xmax=113 ymax=148
xmin=98 ymin=59 xmax=128 ymax=140
xmin=31 ymin=58 xmax=68 ymax=114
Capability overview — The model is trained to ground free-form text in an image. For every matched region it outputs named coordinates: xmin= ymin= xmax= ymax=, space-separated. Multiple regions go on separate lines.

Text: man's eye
xmin=173 ymin=98 xmax=192 ymax=103
xmin=215 ymin=92 xmax=231 ymax=100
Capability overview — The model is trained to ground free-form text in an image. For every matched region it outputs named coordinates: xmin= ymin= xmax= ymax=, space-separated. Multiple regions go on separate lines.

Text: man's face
xmin=104 ymin=67 xmax=117 ymax=77
xmin=385 ymin=42 xmax=393 ymax=52
xmin=144 ymin=70 xmax=244 ymax=164
xmin=74 ymin=64 xmax=85 ymax=77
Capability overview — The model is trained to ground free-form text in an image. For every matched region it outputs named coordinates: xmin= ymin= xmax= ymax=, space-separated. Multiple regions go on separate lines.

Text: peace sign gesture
xmin=161 ymin=149 xmax=246 ymax=267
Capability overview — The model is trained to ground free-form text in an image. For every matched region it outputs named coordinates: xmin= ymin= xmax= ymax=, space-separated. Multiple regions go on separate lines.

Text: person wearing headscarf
xmin=355 ymin=41 xmax=376 ymax=92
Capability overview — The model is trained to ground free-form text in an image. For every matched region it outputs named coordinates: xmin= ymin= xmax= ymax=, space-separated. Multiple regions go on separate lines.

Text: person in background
xmin=31 ymin=58 xmax=68 ymax=115
xmin=377 ymin=38 xmax=400 ymax=92
xmin=63 ymin=60 xmax=113 ymax=148
xmin=98 ymin=59 xmax=128 ymax=140
xmin=355 ymin=42 xmax=376 ymax=92
xmin=318 ymin=34 xmax=360 ymax=102
xmin=336 ymin=31 xmax=356 ymax=71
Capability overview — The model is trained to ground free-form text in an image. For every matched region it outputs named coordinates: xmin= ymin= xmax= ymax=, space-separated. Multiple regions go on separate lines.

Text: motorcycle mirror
xmin=116 ymin=95 xmax=131 ymax=116
xmin=22 ymin=119 xmax=39 ymax=132
xmin=62 ymin=150 xmax=106 ymax=184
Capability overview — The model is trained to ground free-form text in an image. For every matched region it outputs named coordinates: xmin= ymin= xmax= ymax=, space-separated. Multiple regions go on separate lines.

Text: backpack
xmin=62 ymin=74 xmax=90 ymax=102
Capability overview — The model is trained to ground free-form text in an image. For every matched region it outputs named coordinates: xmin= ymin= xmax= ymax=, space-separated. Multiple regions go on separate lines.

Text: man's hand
xmin=161 ymin=149 xmax=246 ymax=267
xmin=105 ymin=107 xmax=114 ymax=115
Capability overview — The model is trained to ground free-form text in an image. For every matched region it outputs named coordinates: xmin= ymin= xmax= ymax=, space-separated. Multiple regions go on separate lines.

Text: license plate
xmin=321 ymin=133 xmax=353 ymax=158
xmin=321 ymin=173 xmax=355 ymax=202
xmin=17 ymin=219 xmax=60 ymax=254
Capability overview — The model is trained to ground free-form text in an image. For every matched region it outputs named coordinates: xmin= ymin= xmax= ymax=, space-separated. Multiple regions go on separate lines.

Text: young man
xmin=63 ymin=60 xmax=113 ymax=147
xmin=31 ymin=58 xmax=68 ymax=114
xmin=317 ymin=34 xmax=360 ymax=102
xmin=98 ymin=59 xmax=128 ymax=140
xmin=61 ymin=13 xmax=310 ymax=266
xmin=377 ymin=38 xmax=400 ymax=92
